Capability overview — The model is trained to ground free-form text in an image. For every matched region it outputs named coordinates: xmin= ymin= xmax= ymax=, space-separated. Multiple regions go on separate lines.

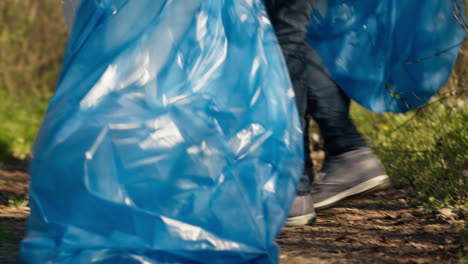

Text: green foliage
xmin=351 ymin=95 xmax=468 ymax=210
xmin=0 ymin=0 xmax=64 ymax=164
xmin=0 ymin=0 xmax=67 ymax=166
xmin=0 ymin=90 xmax=51 ymax=163
xmin=7 ymin=195 xmax=27 ymax=208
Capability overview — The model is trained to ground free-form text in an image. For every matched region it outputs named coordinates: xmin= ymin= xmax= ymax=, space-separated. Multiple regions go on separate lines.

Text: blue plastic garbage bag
xmin=20 ymin=1 xmax=303 ymax=263
xmin=307 ymin=0 xmax=467 ymax=113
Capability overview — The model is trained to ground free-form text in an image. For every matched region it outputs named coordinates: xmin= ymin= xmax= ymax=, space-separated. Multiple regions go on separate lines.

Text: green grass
xmin=351 ymin=94 xmax=468 ymax=211
xmin=7 ymin=195 xmax=27 ymax=208
xmin=0 ymin=91 xmax=51 ymax=164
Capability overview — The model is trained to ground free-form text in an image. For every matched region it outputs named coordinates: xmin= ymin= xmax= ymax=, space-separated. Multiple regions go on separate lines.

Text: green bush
xmin=0 ymin=0 xmax=66 ymax=164
xmin=351 ymin=94 xmax=468 ymax=209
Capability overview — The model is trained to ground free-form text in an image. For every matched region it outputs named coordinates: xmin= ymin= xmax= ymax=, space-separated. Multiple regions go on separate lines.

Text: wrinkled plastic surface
xmin=307 ymin=0 xmax=467 ymax=113
xmin=20 ymin=1 xmax=303 ymax=263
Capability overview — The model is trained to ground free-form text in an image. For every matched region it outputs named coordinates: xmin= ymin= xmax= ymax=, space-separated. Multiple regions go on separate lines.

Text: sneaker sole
xmin=285 ymin=212 xmax=317 ymax=227
xmin=313 ymin=175 xmax=391 ymax=210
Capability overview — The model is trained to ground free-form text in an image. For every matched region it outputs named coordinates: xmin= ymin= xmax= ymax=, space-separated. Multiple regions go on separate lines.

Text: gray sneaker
xmin=285 ymin=194 xmax=316 ymax=227
xmin=311 ymin=147 xmax=391 ymax=210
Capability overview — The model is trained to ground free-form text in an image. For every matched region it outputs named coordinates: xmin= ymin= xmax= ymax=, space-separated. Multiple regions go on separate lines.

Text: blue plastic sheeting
xmin=20 ymin=1 xmax=303 ymax=263
xmin=307 ymin=0 xmax=467 ymax=113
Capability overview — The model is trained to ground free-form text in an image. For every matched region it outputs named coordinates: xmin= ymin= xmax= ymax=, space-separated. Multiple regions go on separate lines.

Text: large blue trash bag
xmin=20 ymin=1 xmax=303 ymax=263
xmin=307 ymin=0 xmax=467 ymax=113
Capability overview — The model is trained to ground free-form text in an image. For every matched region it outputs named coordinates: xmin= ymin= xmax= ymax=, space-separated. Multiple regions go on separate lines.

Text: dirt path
xmin=0 ymin=169 xmax=465 ymax=264
xmin=278 ymin=188 xmax=465 ymax=263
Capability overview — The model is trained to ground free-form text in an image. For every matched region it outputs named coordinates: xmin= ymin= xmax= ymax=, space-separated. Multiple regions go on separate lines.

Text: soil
xmin=0 ymin=164 xmax=466 ymax=264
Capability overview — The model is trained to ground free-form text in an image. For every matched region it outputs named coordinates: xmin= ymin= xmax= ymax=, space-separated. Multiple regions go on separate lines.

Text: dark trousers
xmin=264 ymin=0 xmax=367 ymax=194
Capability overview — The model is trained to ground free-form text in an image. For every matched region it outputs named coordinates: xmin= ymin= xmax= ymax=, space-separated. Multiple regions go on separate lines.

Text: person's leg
xmin=264 ymin=0 xmax=316 ymax=226
xmin=301 ymin=28 xmax=391 ymax=210
xmin=302 ymin=42 xmax=367 ymax=156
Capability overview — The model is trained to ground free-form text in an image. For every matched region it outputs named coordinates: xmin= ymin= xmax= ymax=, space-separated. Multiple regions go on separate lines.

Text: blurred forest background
xmin=0 ymin=0 xmax=467 ymax=236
